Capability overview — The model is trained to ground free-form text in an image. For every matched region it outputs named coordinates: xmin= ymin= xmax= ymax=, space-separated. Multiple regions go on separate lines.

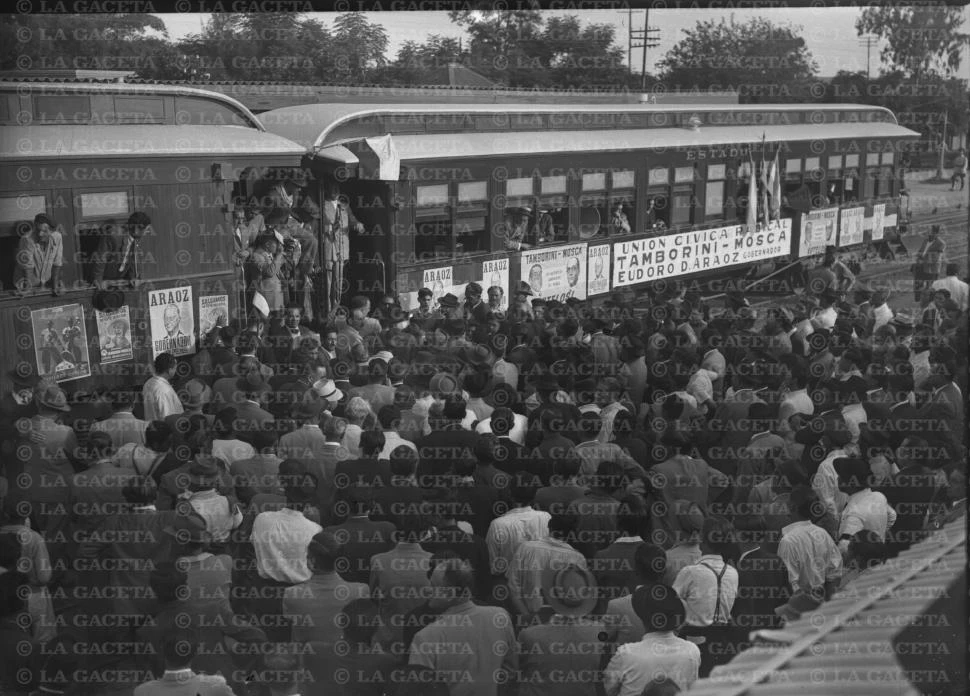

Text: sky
xmin=155 ymin=8 xmax=970 ymax=78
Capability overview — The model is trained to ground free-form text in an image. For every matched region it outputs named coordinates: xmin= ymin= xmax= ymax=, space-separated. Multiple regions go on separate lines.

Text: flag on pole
xmin=252 ymin=291 xmax=270 ymax=318
xmin=746 ymin=150 xmax=757 ymax=234
xmin=759 ymin=134 xmax=769 ymax=225
xmin=768 ymin=145 xmax=782 ymax=221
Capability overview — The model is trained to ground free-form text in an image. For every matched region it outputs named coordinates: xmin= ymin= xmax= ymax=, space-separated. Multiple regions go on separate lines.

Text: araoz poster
xmin=587 ymin=244 xmax=611 ymax=296
xmin=148 ymin=286 xmax=196 ymax=359
xmin=481 ymin=258 xmax=510 ymax=310
xmin=31 ymin=303 xmax=91 ymax=383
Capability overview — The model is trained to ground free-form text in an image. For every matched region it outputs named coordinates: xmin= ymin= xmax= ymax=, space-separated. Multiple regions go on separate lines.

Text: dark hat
xmin=541 ymin=563 xmax=598 ymax=617
xmin=535 ymin=373 xmax=561 ymax=392
xmin=295 ymin=396 xmax=327 ymax=420
xmin=465 ymin=282 xmax=483 ymax=296
xmin=8 ymin=363 xmax=42 ymax=390
xmin=187 ymin=455 xmax=224 ymax=486
xmin=93 ymin=289 xmax=125 ymax=312
xmin=632 ymin=584 xmax=686 ymax=632
xmin=833 ymin=457 xmax=870 ymax=488
xmin=34 ymin=384 xmax=70 ymax=412
xmin=515 ymin=281 xmax=534 ymax=297
xmin=163 ymin=511 xmax=210 ymax=545
xmin=438 ymin=293 xmax=459 ymax=308
xmin=236 ymin=372 xmax=268 ymax=394
xmin=463 ymin=344 xmax=492 ymax=366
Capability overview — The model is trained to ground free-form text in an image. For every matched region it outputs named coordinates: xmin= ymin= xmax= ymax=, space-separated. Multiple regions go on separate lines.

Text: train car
xmin=0 ymin=79 xmax=305 ymax=394
xmin=258 ymin=102 xmax=919 ymax=313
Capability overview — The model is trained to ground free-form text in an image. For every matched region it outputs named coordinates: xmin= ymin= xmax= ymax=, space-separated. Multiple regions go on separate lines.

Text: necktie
xmin=119 ymin=237 xmax=133 ymax=275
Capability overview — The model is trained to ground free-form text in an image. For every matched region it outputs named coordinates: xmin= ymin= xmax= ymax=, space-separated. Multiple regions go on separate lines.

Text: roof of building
xmin=685 ymin=508 xmax=967 ymax=696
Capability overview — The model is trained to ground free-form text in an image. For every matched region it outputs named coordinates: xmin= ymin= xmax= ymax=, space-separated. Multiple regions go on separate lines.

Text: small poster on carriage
xmin=31 ymin=303 xmax=91 ymax=383
xmin=148 ymin=286 xmax=196 ymax=359
xmin=587 ymin=244 xmax=611 ymax=296
xmin=481 ymin=258 xmax=510 ymax=310
xmin=870 ymin=204 xmax=886 ymax=242
xmin=521 ymin=243 xmax=588 ymax=302
xmin=839 ymin=207 xmax=866 ymax=247
xmin=95 ymin=306 xmax=133 ymax=365
xmin=199 ymin=295 xmax=230 ymax=338
xmin=798 ymin=206 xmax=839 ymax=257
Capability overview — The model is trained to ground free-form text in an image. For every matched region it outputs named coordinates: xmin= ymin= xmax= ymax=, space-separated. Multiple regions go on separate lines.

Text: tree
xmin=857 ymin=6 xmax=968 ymax=80
xmin=329 ymin=12 xmax=389 ymax=84
xmin=448 ymin=9 xmax=545 ymax=87
xmin=658 ymin=17 xmax=818 ymax=103
xmin=538 ymin=16 xmax=628 ymax=89
xmin=0 ymin=13 xmax=184 ymax=79
xmin=381 ymin=35 xmax=465 ymax=85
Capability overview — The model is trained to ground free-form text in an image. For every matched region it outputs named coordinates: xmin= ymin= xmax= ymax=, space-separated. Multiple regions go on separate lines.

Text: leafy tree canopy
xmin=857 ymin=5 xmax=968 ymax=80
xmin=658 ymin=17 xmax=818 ymax=103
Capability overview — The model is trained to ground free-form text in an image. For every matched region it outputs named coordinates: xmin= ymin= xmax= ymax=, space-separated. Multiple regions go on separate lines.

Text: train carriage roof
xmin=1 ymin=125 xmax=305 ymax=162
xmin=685 ymin=510 xmax=967 ymax=696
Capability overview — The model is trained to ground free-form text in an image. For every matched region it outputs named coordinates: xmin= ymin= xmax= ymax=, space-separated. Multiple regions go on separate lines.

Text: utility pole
xmin=629 ymin=10 xmax=660 ymax=90
xmin=627 ymin=7 xmax=632 ymax=76
xmin=857 ymin=35 xmax=876 ymax=81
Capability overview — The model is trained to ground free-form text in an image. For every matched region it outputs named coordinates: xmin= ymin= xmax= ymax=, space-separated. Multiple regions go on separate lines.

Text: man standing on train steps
xmin=321 ymin=181 xmax=365 ymax=313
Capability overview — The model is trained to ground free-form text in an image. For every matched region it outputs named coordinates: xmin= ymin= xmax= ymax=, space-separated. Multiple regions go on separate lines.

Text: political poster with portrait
xmin=481 ymin=258 xmax=510 ymax=310
xmin=838 ymin=207 xmax=866 ymax=247
xmin=587 ymin=244 xmax=611 ymax=296
xmin=95 ymin=306 xmax=133 ymax=365
xmin=30 ymin=303 xmax=91 ymax=383
xmin=520 ymin=242 xmax=588 ymax=302
xmin=148 ymin=286 xmax=195 ymax=359
xmin=422 ymin=266 xmax=453 ymax=310
xmin=870 ymin=203 xmax=886 ymax=242
xmin=199 ymin=295 xmax=230 ymax=338
xmin=797 ymin=207 xmax=839 ymax=257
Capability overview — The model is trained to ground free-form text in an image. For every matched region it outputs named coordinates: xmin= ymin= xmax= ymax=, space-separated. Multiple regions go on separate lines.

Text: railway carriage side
xmin=259 ymin=103 xmax=918 ymax=312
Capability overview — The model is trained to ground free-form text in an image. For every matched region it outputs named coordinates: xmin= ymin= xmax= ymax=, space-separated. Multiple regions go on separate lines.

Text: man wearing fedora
xmin=603 ymin=585 xmax=700 ymax=695
xmin=231 ymin=373 xmax=276 ymax=448
xmin=517 ymin=562 xmax=605 ymax=696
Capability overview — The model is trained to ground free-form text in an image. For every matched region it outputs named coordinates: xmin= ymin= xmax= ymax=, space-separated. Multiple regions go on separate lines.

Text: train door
xmin=326 ymin=178 xmax=394 ymax=311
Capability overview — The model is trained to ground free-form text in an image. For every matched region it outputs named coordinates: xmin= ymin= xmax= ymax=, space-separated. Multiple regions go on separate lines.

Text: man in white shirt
xmin=507 ymin=513 xmax=587 ymax=619
xmin=134 ymin=637 xmax=235 ymax=696
xmin=486 ymin=477 xmax=551 ymax=575
xmin=834 ymin=458 xmax=897 ymax=555
xmin=931 ymin=263 xmax=968 ymax=312
xmin=604 ymin=585 xmax=700 ymax=695
xmin=142 ymin=352 xmax=183 ymax=422
xmin=777 ymin=486 xmax=843 ymax=598
xmin=376 ymin=404 xmax=417 ymax=460
xmin=672 ymin=517 xmax=739 ymax=629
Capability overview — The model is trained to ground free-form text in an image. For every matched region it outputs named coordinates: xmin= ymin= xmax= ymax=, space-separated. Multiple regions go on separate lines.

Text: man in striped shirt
xmin=777 ymin=486 xmax=843 ymax=599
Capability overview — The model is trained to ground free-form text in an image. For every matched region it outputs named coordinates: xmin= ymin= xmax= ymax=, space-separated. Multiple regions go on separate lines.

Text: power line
xmin=857 ymin=34 xmax=877 ymax=80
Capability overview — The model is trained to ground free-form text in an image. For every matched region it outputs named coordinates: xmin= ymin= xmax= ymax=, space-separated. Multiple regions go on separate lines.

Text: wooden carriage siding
xmin=686 ymin=511 xmax=967 ymax=696
xmin=0 ymin=81 xmax=306 ymax=395
xmin=256 ymin=101 xmax=917 ymax=304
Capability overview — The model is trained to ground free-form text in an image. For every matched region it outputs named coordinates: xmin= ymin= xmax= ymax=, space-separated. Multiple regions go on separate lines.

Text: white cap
xmin=252 ymin=292 xmax=270 ymax=318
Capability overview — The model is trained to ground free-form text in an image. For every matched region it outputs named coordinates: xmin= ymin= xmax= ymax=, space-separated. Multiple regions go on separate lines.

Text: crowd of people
xmin=0 ymin=257 xmax=965 ymax=696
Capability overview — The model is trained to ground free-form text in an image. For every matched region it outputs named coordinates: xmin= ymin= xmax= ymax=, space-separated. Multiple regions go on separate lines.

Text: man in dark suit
xmin=731 ymin=544 xmax=790 ymax=639
xmin=323 ymin=499 xmax=396 ymax=584
xmin=231 ymin=373 xmax=276 ymax=447
xmin=92 ymin=211 xmax=151 ymax=288
xmin=415 ymin=396 xmax=480 ymax=488
xmin=334 ymin=430 xmax=391 ymax=518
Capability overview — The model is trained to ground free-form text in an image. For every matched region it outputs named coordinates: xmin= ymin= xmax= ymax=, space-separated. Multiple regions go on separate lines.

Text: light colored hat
xmin=541 ymin=564 xmax=598 ymax=617
xmin=313 ymin=379 xmax=343 ymax=402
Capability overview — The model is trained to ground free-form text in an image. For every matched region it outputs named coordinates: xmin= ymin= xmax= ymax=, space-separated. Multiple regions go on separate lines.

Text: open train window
xmin=414 ymin=181 xmax=490 ymax=260
xmin=74 ymin=190 xmax=132 ymax=286
xmin=579 ymin=173 xmax=606 ymax=239
xmin=0 ymin=194 xmax=47 ymax=294
xmin=609 ymin=170 xmax=636 ymax=237
xmin=670 ymin=166 xmax=695 ymax=227
xmin=646 ymin=166 xmax=670 ymax=234
xmin=704 ymin=163 xmax=726 ymax=220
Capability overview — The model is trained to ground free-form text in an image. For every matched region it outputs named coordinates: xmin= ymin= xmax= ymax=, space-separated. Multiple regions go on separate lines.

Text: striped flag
xmin=768 ymin=146 xmax=782 ymax=221
xmin=746 ymin=150 xmax=757 ymax=234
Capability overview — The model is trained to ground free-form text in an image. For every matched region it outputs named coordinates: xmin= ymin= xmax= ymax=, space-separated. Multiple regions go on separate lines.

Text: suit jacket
xmin=415 ymin=425 xmax=480 ymax=486
xmin=230 ymin=400 xmax=275 ymax=446
xmin=93 ymin=229 xmax=143 ymax=283
xmin=731 ymin=547 xmax=790 ymax=631
xmin=592 ymin=539 xmax=643 ymax=601
xmin=323 ymin=517 xmax=396 ymax=584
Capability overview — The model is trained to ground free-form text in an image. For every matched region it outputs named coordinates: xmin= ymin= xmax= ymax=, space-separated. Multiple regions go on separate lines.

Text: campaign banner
xmin=587 ymin=244 xmax=611 ymax=296
xmin=148 ymin=286 xmax=196 ymax=359
xmin=870 ymin=203 xmax=886 ymax=242
xmin=482 ymin=258 xmax=510 ymax=310
xmin=798 ymin=207 xmax=839 ymax=257
xmin=199 ymin=295 xmax=230 ymax=337
xmin=521 ymin=242 xmax=588 ymax=301
xmin=95 ymin=306 xmax=133 ymax=365
xmin=839 ymin=207 xmax=866 ymax=247
xmin=613 ymin=219 xmax=791 ymax=288
xmin=31 ymin=303 xmax=91 ymax=383
xmin=422 ymin=265 xmax=453 ymax=311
